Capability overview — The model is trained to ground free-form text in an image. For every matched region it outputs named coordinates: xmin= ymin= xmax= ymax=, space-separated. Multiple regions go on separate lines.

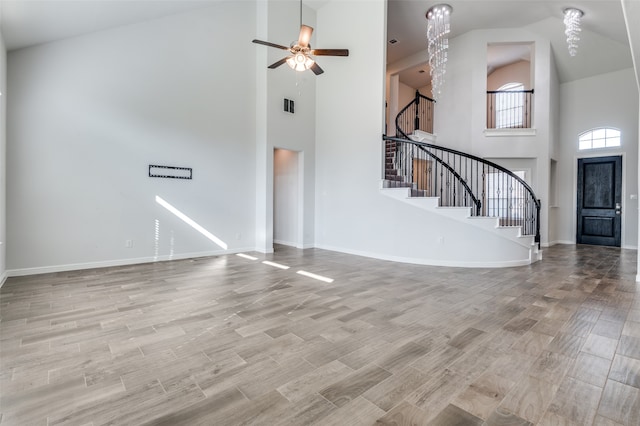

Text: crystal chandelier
xmin=563 ymin=8 xmax=583 ymax=57
xmin=426 ymin=4 xmax=452 ymax=100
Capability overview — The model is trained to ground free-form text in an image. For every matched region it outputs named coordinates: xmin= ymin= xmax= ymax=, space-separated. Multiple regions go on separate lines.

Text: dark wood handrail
xmin=486 ymin=89 xmax=535 ymax=94
xmin=384 ymin=135 xmax=541 ymax=246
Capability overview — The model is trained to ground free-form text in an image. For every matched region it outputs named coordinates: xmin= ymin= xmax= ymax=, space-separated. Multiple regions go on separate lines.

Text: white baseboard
xmin=274 ymin=240 xmax=315 ymax=250
xmin=543 ymin=240 xmax=575 ymax=247
xmin=254 ymin=247 xmax=275 ymax=254
xmin=5 ymin=247 xmax=256 ymax=278
xmin=0 ymin=271 xmax=7 ymax=288
xmin=274 ymin=239 xmax=297 ymax=247
xmin=543 ymin=241 xmax=636 ymax=250
xmin=313 ymin=244 xmax=533 ymax=268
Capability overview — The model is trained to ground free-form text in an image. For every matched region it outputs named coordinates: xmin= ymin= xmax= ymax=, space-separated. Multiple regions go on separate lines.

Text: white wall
xmin=548 ymin=51 xmax=561 ymax=245
xmin=557 ymin=68 xmax=639 ymax=249
xmin=398 ymin=81 xmax=414 ymax=110
xmin=621 ymin=0 xmax=640 ymax=281
xmin=274 ymin=148 xmax=299 ymax=246
xmin=262 ymin=0 xmax=316 ymax=251
xmin=418 ymin=84 xmax=433 ymax=99
xmin=415 ymin=28 xmax=551 ymax=160
xmin=314 ymin=1 xmax=534 ymax=267
xmin=315 ymin=0 xmax=387 ymax=259
xmin=0 ymin=30 xmax=6 ymax=284
xmin=487 ymin=60 xmax=531 ymax=91
xmin=7 ymin=2 xmax=258 ymax=274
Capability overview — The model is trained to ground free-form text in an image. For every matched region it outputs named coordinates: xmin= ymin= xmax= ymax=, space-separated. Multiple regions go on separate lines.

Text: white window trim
xmin=578 ymin=127 xmax=621 ymax=151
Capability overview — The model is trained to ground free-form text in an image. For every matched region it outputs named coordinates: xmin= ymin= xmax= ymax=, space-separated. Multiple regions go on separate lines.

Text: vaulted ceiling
xmin=387 ymin=0 xmax=634 ymax=88
xmin=0 ymin=0 xmax=636 ymax=88
xmin=0 ymin=1 xmax=218 ymax=51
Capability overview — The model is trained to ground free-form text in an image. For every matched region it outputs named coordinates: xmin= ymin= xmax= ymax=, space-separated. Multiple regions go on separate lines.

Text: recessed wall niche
xmin=486 ymin=42 xmax=534 ymax=129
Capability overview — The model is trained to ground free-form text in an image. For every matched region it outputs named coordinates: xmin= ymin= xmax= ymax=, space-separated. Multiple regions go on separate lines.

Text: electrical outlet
xmin=125 ymin=240 xmax=133 ymax=248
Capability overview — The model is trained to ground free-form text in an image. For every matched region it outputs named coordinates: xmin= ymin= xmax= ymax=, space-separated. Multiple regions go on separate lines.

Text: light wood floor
xmin=1 ymin=244 xmax=639 ymax=426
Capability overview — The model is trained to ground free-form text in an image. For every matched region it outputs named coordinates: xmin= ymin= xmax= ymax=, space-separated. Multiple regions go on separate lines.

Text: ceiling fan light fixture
xmin=287 ymin=52 xmax=315 ymax=71
xmin=251 ymin=0 xmax=346 ymax=76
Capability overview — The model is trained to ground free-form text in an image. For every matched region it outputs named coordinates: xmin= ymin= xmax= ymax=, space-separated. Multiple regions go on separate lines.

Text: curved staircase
xmin=381 ymin=91 xmax=542 ymax=266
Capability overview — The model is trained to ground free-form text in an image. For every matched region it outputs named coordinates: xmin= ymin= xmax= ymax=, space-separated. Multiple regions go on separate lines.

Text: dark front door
xmin=577 ymin=156 xmax=622 ymax=247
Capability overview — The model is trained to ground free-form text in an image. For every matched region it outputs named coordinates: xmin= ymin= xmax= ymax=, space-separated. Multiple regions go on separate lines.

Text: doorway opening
xmin=273 ymin=149 xmax=303 ymax=248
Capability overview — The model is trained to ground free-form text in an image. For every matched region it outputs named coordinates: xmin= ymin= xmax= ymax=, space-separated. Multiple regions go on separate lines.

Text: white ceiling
xmin=388 ymin=0 xmax=634 ymax=88
xmin=0 ymin=0 xmax=332 ymax=51
xmin=0 ymin=0 xmax=634 ymax=87
xmin=0 ymin=0 xmax=223 ymax=51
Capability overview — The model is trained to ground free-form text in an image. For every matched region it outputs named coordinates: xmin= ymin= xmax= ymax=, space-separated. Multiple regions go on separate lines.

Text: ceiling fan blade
xmin=298 ymin=25 xmax=313 ymax=48
xmin=311 ymin=49 xmax=349 ymax=56
xmin=252 ymin=39 xmax=290 ymax=50
xmin=268 ymin=57 xmax=290 ymax=69
xmin=310 ymin=62 xmax=324 ymax=75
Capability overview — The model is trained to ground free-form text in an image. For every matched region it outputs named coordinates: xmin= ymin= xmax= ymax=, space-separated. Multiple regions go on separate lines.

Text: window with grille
xmin=495 ymin=82 xmax=524 ymax=129
xmin=578 ymin=128 xmax=621 ymax=150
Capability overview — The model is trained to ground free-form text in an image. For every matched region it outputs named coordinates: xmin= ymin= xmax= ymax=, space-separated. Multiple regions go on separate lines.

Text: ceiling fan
xmin=252 ymin=1 xmax=349 ymax=75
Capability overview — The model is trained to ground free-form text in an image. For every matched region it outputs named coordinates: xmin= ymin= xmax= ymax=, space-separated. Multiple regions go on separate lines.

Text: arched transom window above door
xmin=579 ymin=128 xmax=621 ymax=150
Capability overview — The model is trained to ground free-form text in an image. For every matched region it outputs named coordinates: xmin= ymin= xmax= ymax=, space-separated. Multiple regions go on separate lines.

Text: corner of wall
xmin=0 ymin=30 xmax=7 ymax=284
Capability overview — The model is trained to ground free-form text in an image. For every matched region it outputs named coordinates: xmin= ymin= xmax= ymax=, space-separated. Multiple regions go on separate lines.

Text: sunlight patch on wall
xmin=155 ymin=196 xmax=228 ymax=249
xmin=154 ymin=219 xmax=160 ymax=261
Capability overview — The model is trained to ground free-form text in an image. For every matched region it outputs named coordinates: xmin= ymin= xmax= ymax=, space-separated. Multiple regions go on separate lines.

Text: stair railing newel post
xmin=414 ymin=90 xmax=421 ymax=133
xmin=448 ymin=151 xmax=454 ymax=206
xmin=395 ymin=92 xmax=436 ymax=137
xmin=536 ymin=199 xmax=541 ymax=248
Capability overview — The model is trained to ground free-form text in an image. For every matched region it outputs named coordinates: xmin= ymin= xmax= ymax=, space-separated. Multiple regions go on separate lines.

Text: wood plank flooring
xmin=1 ymin=244 xmax=638 ymax=425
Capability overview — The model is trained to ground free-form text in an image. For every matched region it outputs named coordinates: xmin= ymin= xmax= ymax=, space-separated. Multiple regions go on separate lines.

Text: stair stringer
xmin=380 ymin=185 xmax=541 ymax=264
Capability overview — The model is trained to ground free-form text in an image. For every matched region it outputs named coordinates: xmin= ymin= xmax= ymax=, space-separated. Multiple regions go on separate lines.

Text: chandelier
xmin=563 ymin=8 xmax=583 ymax=56
xmin=426 ymin=4 xmax=452 ymax=100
